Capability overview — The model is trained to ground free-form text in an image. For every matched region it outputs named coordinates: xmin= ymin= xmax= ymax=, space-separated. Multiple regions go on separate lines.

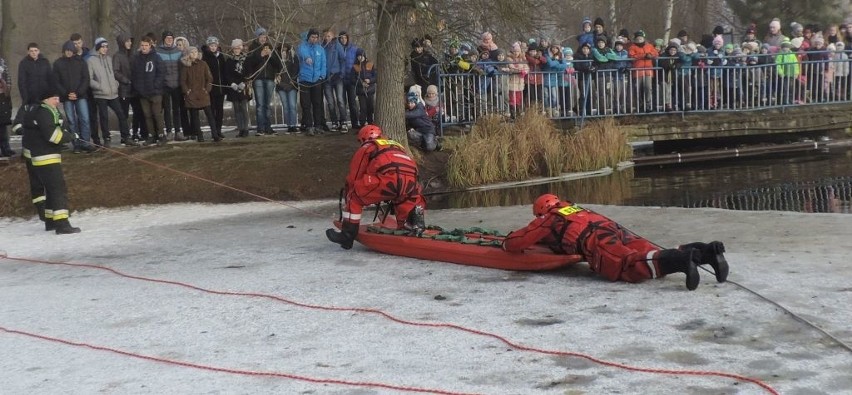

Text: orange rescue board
xmin=336 ymin=217 xmax=583 ymax=271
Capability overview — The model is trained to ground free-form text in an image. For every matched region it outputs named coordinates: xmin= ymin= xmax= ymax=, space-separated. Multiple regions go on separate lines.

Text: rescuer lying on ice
xmin=502 ymin=194 xmax=729 ymax=290
xmin=326 ymin=125 xmax=426 ymax=249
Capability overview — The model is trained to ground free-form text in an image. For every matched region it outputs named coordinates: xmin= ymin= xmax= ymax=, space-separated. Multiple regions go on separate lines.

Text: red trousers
xmin=344 ymin=172 xmax=424 ymax=229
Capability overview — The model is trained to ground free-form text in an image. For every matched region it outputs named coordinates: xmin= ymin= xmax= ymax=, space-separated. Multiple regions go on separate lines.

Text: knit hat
xmin=582 ymin=17 xmax=592 ymax=26
xmin=654 ymin=38 xmax=665 ymax=47
xmin=781 ymin=37 xmax=793 ymax=48
xmin=770 ymin=18 xmax=781 ymax=30
xmin=669 ymin=38 xmax=681 ymax=46
xmin=206 ymin=36 xmax=219 ymax=45
xmin=724 ymin=43 xmax=733 ymax=51
xmin=712 ymin=35 xmax=724 ymax=47
xmin=634 ymin=30 xmax=646 ymax=38
xmin=230 ymin=38 xmax=244 ymax=48
xmin=790 ymin=22 xmax=803 ymax=34
xmin=255 ymin=27 xmax=267 ymax=37
xmin=61 ymin=40 xmax=76 ymax=53
xmin=406 ymin=91 xmax=419 ymax=103
xmin=594 ymin=17 xmax=605 ymax=27
xmin=39 ymin=88 xmax=61 ymax=101
xmin=685 ymin=42 xmax=697 ymax=54
xmin=94 ymin=37 xmax=108 ymax=51
xmin=562 ymin=46 xmax=574 ymax=55
xmin=619 ymin=29 xmax=630 ymax=38
xmin=696 ymin=45 xmax=707 ymax=54
xmin=713 ymin=26 xmax=724 ymax=35
xmin=790 ymin=37 xmax=804 ymax=49
xmin=162 ymin=30 xmax=174 ymax=41
xmin=812 ymin=35 xmax=825 ymax=45
xmin=355 ymin=48 xmax=366 ymax=57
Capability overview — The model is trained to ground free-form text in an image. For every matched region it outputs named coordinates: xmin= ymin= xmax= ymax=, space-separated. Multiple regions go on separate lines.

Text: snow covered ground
xmin=1 ymin=201 xmax=851 ymax=394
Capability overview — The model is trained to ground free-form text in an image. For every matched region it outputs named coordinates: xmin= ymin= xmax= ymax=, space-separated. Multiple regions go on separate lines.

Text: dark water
xmin=429 ymin=144 xmax=852 ymax=214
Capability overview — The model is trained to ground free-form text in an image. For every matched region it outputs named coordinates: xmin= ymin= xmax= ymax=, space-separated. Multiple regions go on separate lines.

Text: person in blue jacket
xmin=297 ymin=28 xmax=328 ymax=136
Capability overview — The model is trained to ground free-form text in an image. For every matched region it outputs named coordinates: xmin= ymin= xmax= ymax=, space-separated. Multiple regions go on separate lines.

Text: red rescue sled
xmin=336 ymin=216 xmax=583 ymax=271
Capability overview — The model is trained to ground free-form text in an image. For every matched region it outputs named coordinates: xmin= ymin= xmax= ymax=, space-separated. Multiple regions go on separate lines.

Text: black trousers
xmin=162 ymin=87 xmax=183 ymax=134
xmin=209 ymin=93 xmax=225 ymax=134
xmin=299 ymin=80 xmax=326 ymax=128
xmin=30 ymin=162 xmax=70 ymax=225
xmin=95 ymin=98 xmax=130 ymax=140
xmin=188 ymin=106 xmax=216 ymax=140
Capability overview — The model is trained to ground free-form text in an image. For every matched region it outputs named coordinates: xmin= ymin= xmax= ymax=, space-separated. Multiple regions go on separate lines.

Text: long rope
xmin=0 ymin=252 xmax=779 ymax=395
xmin=0 ymin=324 xmax=476 ymax=395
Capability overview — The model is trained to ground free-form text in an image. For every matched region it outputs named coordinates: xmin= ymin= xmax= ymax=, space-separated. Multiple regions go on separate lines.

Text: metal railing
xmin=431 ymin=52 xmax=852 ymax=133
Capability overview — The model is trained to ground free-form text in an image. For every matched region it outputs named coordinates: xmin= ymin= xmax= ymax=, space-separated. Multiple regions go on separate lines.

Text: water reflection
xmin=430 ymin=145 xmax=852 ymax=214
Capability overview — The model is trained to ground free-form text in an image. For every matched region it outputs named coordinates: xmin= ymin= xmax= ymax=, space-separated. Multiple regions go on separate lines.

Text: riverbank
xmin=0 ymin=132 xmax=451 ymax=218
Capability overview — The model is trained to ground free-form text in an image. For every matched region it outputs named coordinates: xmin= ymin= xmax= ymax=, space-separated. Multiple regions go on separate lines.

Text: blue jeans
xmin=253 ymin=79 xmax=275 ymax=131
xmin=277 ymin=89 xmax=299 ymax=127
xmin=323 ymin=74 xmax=346 ymax=124
xmin=64 ymin=99 xmax=91 ymax=148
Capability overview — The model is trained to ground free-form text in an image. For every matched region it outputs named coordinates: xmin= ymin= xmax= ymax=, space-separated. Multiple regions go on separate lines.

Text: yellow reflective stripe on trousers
xmin=32 ymin=154 xmax=62 ymax=166
xmin=32 ymin=195 xmax=46 ymax=204
xmin=49 ymin=127 xmax=64 ymax=144
xmin=52 ymin=209 xmax=69 ymax=220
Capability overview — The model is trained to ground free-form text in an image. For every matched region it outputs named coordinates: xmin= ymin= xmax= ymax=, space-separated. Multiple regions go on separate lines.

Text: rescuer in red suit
xmin=326 ymin=125 xmax=426 ymax=249
xmin=502 ymin=194 xmax=729 ymax=290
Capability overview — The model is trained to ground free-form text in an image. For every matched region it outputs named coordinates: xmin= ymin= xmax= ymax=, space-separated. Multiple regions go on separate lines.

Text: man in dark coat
xmin=202 ymin=36 xmax=227 ymax=137
xmin=54 ymin=40 xmax=94 ymax=152
xmin=131 ymin=37 xmax=167 ymax=145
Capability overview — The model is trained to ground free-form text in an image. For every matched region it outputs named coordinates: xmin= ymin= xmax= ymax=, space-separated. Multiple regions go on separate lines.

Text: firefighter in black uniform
xmin=21 ymin=89 xmax=81 ymax=234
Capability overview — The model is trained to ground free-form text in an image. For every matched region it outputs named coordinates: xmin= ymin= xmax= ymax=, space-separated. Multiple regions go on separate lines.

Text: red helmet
xmin=533 ymin=193 xmax=560 ymax=216
xmin=357 ymin=125 xmax=383 ymax=143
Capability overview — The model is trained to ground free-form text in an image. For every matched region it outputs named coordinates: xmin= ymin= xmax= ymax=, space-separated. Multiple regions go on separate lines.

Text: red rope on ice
xmin=0 ymin=325 xmax=476 ymax=395
xmin=0 ymin=253 xmax=780 ymax=395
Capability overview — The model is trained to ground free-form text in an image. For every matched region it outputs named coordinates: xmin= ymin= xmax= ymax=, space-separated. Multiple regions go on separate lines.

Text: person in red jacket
xmin=502 ymin=194 xmax=729 ymax=290
xmin=326 ymin=125 xmax=427 ymax=249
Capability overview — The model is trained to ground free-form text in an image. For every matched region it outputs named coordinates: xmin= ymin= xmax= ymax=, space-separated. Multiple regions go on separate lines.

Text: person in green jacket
xmin=775 ymin=38 xmax=800 ymax=105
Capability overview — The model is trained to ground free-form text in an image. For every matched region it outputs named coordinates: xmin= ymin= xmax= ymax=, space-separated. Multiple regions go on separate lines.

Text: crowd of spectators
xmin=3 ymin=17 xmax=852 ymax=158
xmin=410 ymin=17 xmax=852 ymax=124
xmin=0 ymin=26 xmax=381 ymax=155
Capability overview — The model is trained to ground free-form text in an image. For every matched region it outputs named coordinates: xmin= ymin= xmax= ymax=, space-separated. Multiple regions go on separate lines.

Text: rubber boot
xmin=679 ymin=241 xmax=729 ymax=283
xmin=658 ymin=248 xmax=700 ymax=291
xmin=326 ymin=221 xmax=359 ymax=249
xmin=53 ymin=219 xmax=81 ymax=235
xmin=404 ymin=205 xmax=426 ymax=236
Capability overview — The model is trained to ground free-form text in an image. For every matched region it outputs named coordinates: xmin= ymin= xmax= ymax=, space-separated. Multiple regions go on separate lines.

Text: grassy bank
xmin=445 ymin=113 xmax=632 ymax=188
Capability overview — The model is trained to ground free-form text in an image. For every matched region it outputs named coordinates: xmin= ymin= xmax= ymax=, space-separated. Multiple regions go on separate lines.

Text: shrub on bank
xmin=445 ymin=112 xmax=631 ymax=188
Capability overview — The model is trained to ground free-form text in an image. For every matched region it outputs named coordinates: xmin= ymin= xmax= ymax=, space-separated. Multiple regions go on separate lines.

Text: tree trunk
xmin=0 ymin=0 xmax=13 ymax=61
xmin=90 ymin=0 xmax=111 ymax=39
xmin=609 ymin=0 xmax=617 ymax=37
xmin=662 ymin=0 xmax=674 ymax=42
xmin=374 ymin=0 xmax=410 ymax=144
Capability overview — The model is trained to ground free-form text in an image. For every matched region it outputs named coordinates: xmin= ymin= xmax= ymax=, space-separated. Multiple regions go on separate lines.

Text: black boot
xmin=326 ymin=221 xmax=359 ymax=249
xmin=679 ymin=241 xmax=728 ymax=283
xmin=658 ymin=248 xmax=700 ymax=291
xmin=54 ymin=219 xmax=81 ymax=235
xmin=404 ymin=205 xmax=426 ymax=236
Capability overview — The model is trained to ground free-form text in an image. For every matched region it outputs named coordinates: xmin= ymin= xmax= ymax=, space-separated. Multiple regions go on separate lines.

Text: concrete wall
xmin=1 ymin=0 xmax=92 ymax=103
xmin=619 ymin=103 xmax=852 ymax=142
